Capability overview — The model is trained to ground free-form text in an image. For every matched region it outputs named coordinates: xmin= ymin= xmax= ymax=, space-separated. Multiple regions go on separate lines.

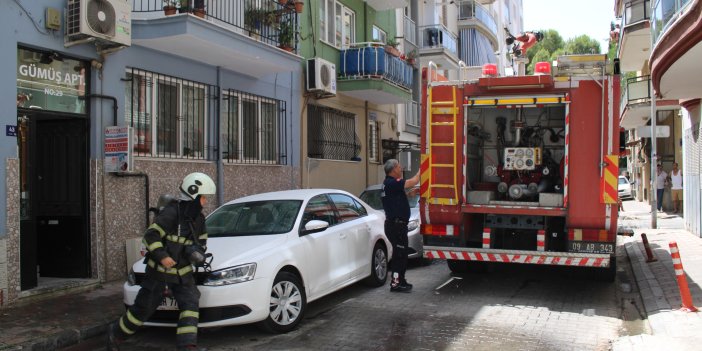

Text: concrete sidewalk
xmin=613 ymin=200 xmax=702 ymax=350
xmin=1 ymin=200 xmax=702 ymax=350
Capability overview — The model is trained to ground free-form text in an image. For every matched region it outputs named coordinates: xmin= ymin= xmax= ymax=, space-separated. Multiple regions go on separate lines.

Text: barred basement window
xmin=221 ymin=89 xmax=287 ymax=164
xmin=368 ymin=120 xmax=378 ymax=162
xmin=308 ymin=104 xmax=360 ymax=160
xmin=125 ymin=68 xmax=216 ymax=160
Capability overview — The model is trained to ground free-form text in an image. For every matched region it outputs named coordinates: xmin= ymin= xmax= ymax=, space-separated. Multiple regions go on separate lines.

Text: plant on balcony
xmin=385 ymin=38 xmax=401 ymax=57
xmin=192 ymin=0 xmax=206 ymax=18
xmin=405 ymin=49 xmax=418 ymax=65
xmin=244 ymin=6 xmax=277 ymax=32
xmin=163 ymin=0 xmax=178 ymax=15
xmin=277 ymin=20 xmax=295 ymax=52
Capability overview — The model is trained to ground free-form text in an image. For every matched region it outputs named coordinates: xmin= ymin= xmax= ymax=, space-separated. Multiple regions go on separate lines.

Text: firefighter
xmin=107 ymin=172 xmax=216 ymax=351
xmin=506 ymin=31 xmax=543 ymax=57
xmin=381 ymin=159 xmax=420 ymax=293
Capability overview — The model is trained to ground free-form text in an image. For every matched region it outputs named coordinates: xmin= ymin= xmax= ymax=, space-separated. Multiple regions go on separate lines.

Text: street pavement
xmin=1 ymin=199 xmax=701 ymax=350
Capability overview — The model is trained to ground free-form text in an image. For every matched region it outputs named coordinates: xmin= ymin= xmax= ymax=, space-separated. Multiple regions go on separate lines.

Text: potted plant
xmin=277 ymin=19 xmax=295 ymax=52
xmin=192 ymin=0 xmax=206 ymax=18
xmin=405 ymin=49 xmax=418 ymax=65
xmin=178 ymin=0 xmax=189 ymax=13
xmin=245 ymin=6 xmax=277 ymax=32
xmin=163 ymin=0 xmax=178 ymax=15
xmin=293 ymin=0 xmax=304 ymax=13
xmin=385 ymin=38 xmax=400 ymax=57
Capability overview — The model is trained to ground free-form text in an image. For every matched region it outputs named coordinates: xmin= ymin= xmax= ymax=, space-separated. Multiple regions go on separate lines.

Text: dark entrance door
xmin=19 ymin=111 xmax=90 ymax=288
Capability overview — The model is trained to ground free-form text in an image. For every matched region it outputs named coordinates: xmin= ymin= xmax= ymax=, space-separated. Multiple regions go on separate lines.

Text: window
xmin=302 ymin=195 xmax=338 ymax=227
xmin=308 ymin=104 xmax=360 ymax=161
xmin=329 ymin=193 xmax=367 ymax=222
xmin=368 ymin=120 xmax=379 ymax=162
xmin=222 ymin=89 xmax=287 ymax=164
xmin=320 ymin=0 xmax=355 ymax=48
xmin=372 ymin=26 xmax=386 ymax=44
xmin=125 ymin=68 xmax=213 ymax=159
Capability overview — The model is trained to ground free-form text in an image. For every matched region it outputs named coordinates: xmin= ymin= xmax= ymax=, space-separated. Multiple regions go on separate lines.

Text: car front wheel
xmin=259 ymin=271 xmax=306 ymax=333
xmin=364 ymin=242 xmax=388 ymax=287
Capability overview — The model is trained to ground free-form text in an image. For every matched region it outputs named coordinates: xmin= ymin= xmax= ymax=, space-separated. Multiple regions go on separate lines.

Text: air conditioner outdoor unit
xmin=306 ymin=58 xmax=337 ymax=96
xmin=65 ymin=0 xmax=131 ymax=47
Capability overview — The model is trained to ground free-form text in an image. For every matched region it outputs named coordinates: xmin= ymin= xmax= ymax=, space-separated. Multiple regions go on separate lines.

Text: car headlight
xmin=407 ymin=219 xmax=419 ymax=231
xmin=204 ymin=263 xmax=257 ymax=286
xmin=127 ymin=268 xmax=136 ymax=286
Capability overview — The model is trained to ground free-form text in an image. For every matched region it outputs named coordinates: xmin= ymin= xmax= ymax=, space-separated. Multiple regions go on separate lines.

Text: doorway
xmin=18 ymin=111 xmax=90 ymax=290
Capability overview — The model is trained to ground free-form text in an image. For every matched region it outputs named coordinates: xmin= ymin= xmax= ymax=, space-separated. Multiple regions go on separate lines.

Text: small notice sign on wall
xmin=6 ymin=125 xmax=17 ymax=136
xmin=104 ymin=126 xmax=133 ymax=173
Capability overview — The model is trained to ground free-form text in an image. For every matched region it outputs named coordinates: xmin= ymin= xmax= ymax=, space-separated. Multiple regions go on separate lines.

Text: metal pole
xmin=649 ymin=0 xmax=657 ymax=228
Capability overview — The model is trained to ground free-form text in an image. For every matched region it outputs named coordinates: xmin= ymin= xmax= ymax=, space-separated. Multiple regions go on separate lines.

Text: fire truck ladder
xmin=425 ymin=63 xmax=459 ymax=206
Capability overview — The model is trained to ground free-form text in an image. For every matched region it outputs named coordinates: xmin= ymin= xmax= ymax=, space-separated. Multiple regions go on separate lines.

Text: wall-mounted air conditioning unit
xmin=65 ymin=0 xmax=131 ymax=47
xmin=306 ymin=58 xmax=337 ymax=96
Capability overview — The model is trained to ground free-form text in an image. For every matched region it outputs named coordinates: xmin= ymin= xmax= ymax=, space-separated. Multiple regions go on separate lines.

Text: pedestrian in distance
xmin=107 ymin=172 xmax=216 ymax=351
xmin=670 ymin=162 xmax=683 ymax=213
xmin=381 ymin=159 xmax=420 ymax=293
xmin=655 ymin=164 xmax=667 ymax=212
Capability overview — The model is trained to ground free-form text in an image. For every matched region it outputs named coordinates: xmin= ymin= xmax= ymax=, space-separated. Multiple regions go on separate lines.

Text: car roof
xmin=221 ymin=188 xmax=355 ymax=206
xmin=363 ymin=184 xmax=383 ymax=191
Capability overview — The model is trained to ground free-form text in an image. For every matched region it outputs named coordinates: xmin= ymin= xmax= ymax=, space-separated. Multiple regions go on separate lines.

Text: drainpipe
xmin=82 ymin=94 xmax=118 ymax=126
xmin=216 ymin=67 xmax=224 ymax=206
xmin=113 ymin=172 xmax=150 ymax=228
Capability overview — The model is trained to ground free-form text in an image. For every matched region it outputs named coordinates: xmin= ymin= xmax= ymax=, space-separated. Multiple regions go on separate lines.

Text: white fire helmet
xmin=180 ymin=172 xmax=216 ymax=200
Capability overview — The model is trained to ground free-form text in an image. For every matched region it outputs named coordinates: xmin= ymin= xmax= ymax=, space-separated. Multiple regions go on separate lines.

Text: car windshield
xmin=206 ymin=200 xmax=303 ymax=237
xmin=618 ymin=177 xmax=629 ymax=185
xmin=359 ymin=189 xmax=419 ymax=211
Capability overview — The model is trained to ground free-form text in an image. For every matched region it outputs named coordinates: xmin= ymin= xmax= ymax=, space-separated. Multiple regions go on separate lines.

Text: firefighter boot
xmin=390 ymin=272 xmax=412 ymax=293
xmin=106 ymin=322 xmax=124 ymax=351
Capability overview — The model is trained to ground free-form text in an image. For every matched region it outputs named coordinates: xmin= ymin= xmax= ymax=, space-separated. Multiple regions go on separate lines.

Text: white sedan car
xmin=123 ymin=189 xmax=391 ymax=333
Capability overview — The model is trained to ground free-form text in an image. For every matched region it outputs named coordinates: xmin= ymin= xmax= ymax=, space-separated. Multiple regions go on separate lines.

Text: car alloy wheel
xmin=364 ymin=242 xmax=388 ymax=287
xmin=260 ymin=271 xmax=306 ymax=333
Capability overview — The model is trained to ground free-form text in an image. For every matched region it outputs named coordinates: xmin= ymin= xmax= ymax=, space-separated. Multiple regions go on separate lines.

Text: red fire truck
xmin=420 ymin=55 xmax=621 ymax=280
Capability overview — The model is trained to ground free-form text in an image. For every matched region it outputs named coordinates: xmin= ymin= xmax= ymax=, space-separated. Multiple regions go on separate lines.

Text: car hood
xmin=132 ymin=234 xmax=288 ymax=273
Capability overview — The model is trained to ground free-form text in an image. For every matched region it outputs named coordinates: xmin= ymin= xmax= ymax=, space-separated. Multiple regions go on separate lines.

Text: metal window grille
xmin=368 ymin=120 xmax=378 ymax=162
xmin=308 ymin=104 xmax=360 ymax=160
xmin=125 ymin=68 xmax=216 ymax=160
xmin=221 ymin=89 xmax=287 ymax=164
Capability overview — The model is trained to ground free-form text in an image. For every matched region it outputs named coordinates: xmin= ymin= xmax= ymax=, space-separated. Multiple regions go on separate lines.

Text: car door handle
xmin=339 ymin=233 xmax=347 ymax=239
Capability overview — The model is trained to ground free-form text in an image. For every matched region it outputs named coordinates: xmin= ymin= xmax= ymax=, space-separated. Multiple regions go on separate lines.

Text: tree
xmin=565 ymin=35 xmax=601 ymax=55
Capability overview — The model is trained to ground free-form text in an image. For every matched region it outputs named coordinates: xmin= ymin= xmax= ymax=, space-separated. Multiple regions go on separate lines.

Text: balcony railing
xmin=652 ymin=0 xmax=692 ymax=43
xmin=403 ymin=15 xmax=417 ymax=47
xmin=339 ymin=43 xmax=414 ymax=91
xmin=132 ymin=0 xmax=299 ymax=51
xmin=623 ymin=0 xmax=650 ymax=26
xmin=456 ymin=0 xmax=498 ymax=36
xmin=419 ymin=24 xmax=458 ymax=56
xmin=405 ymin=100 xmax=419 ymax=128
xmin=621 ymin=75 xmax=651 ymax=113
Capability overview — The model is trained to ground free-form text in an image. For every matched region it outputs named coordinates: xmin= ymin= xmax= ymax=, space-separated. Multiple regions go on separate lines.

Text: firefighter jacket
xmin=142 ymin=200 xmax=207 ymax=285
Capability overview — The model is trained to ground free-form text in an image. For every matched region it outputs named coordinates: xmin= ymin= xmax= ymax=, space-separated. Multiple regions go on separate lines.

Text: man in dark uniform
xmin=381 ymin=159 xmax=420 ymax=293
xmin=108 ymin=172 xmax=216 ymax=351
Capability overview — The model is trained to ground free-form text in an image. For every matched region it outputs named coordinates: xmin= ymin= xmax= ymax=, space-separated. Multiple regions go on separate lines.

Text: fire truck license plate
xmin=569 ymin=241 xmax=614 ymax=254
xmin=158 ymin=297 xmax=179 ymax=311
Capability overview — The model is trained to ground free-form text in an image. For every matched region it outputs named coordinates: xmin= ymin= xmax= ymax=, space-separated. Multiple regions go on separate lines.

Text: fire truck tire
xmin=364 ymin=242 xmax=388 ymax=287
xmin=596 ymin=258 xmax=617 ymax=282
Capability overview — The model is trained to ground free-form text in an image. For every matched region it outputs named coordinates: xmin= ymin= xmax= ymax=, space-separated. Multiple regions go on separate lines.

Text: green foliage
xmin=278 ymin=20 xmax=295 ymax=47
xmin=565 ymin=35 xmax=601 ymax=55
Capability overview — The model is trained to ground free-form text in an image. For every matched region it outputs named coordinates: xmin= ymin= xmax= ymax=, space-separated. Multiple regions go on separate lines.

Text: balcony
xmin=338 ymin=43 xmax=414 ymax=105
xmin=617 ymin=0 xmax=651 ymax=72
xmin=456 ymin=0 xmax=498 ymax=47
xmin=364 ymin=0 xmax=408 ymax=11
xmin=418 ymin=24 xmax=460 ymax=70
xmin=131 ymin=0 xmax=301 ymax=78
xmin=650 ymin=0 xmax=702 ymax=99
xmin=620 ymin=75 xmax=679 ymax=129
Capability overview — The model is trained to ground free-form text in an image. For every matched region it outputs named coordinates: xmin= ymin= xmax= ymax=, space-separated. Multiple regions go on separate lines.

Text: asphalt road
xmin=64 ymin=239 xmax=646 ymax=351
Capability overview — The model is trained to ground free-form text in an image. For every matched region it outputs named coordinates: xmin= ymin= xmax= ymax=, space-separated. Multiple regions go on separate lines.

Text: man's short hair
xmin=384 ymin=159 xmax=399 ymax=175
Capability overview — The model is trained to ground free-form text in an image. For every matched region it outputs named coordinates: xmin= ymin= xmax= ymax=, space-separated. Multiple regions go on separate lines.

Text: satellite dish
xmin=86 ymin=0 xmax=116 ymax=36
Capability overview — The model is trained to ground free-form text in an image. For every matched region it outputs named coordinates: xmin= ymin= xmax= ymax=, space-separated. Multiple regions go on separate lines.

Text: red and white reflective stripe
xmin=670 ymin=243 xmax=685 ymax=276
xmin=482 ymin=228 xmax=491 ymax=248
xmin=425 ymin=249 xmax=609 ymax=267
xmin=669 ymin=241 xmax=698 ymax=311
xmin=537 ymin=229 xmax=545 ymax=251
xmin=563 ymin=97 xmax=570 ymax=207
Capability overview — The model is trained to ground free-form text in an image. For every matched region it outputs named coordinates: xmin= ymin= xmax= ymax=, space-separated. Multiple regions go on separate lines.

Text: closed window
xmin=320 ymin=0 xmax=355 ymax=48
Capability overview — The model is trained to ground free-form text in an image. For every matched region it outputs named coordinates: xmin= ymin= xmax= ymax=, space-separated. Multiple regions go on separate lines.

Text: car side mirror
xmin=300 ymin=219 xmax=329 ymax=235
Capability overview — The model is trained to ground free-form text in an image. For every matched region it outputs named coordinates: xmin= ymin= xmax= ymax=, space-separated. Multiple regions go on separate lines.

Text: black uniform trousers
xmin=116 ymin=277 xmax=201 ymax=347
xmin=385 ymin=219 xmax=409 ymax=283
